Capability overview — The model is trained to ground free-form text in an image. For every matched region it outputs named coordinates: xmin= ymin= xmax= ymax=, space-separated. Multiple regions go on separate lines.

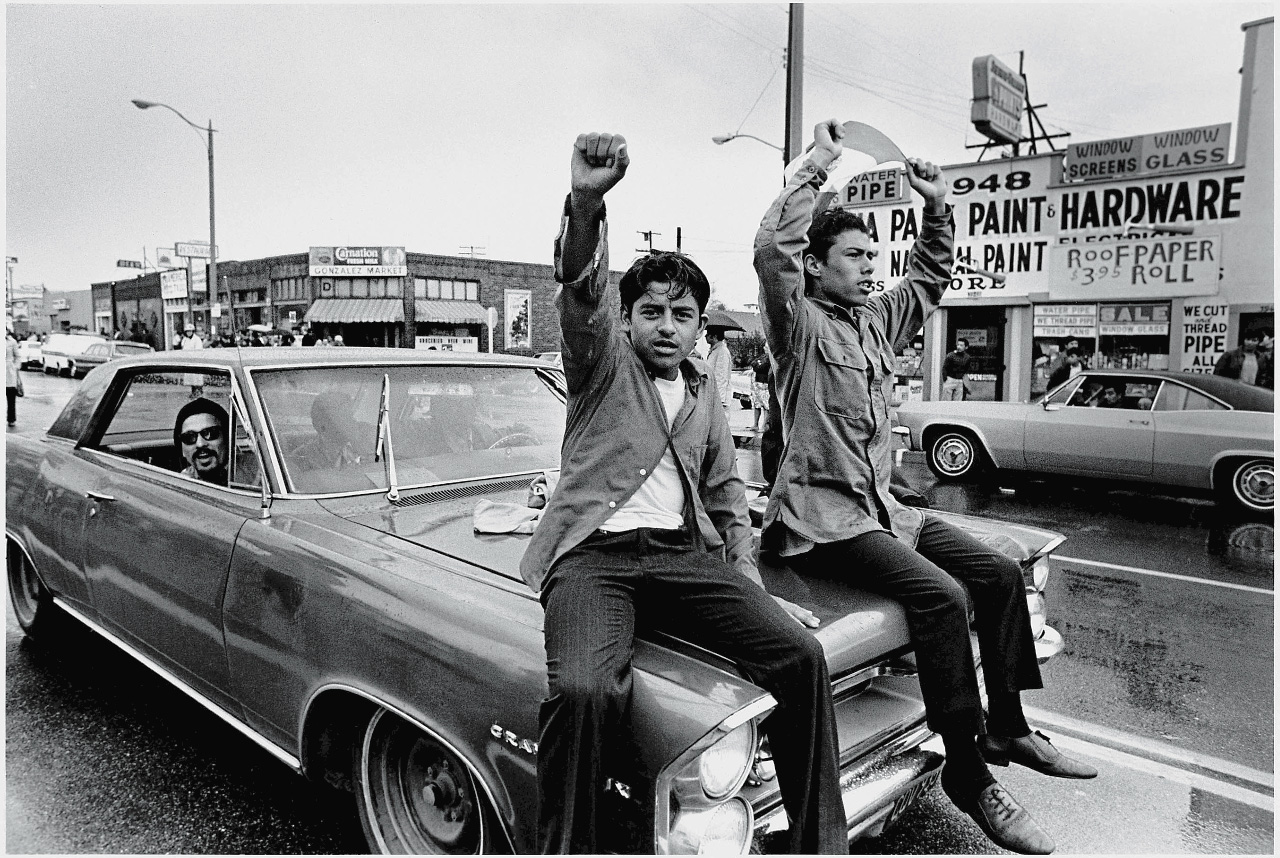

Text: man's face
xmin=1243 ymin=336 xmax=1261 ymax=353
xmin=1102 ymin=387 xmax=1121 ymax=406
xmin=1066 ymin=353 xmax=1081 ymax=366
xmin=180 ymin=413 xmax=228 ymax=480
xmin=956 ymin=340 xmax=968 ymax=353
xmin=621 ymin=283 xmax=706 ymax=380
xmin=806 ymin=228 xmax=877 ymax=308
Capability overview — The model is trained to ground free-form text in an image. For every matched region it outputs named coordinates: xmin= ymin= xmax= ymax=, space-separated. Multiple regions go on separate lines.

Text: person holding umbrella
xmin=703 ymin=308 xmax=743 ymax=412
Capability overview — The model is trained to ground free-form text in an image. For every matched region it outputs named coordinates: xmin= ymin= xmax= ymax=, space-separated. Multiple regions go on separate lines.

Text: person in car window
xmin=1095 ymin=386 xmax=1123 ymax=408
xmin=754 ymin=119 xmax=1094 ymax=857
xmin=520 ymin=131 xmax=845 ymax=854
xmin=174 ymin=398 xmax=229 ymax=485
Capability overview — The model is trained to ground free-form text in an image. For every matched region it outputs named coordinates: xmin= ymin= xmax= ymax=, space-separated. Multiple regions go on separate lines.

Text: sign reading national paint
xmin=1047 ymin=234 xmax=1221 ymax=299
xmin=1063 ymin=124 xmax=1231 ymax=183
xmin=160 ymin=269 xmax=188 ymax=300
xmin=309 ymin=246 xmax=408 ymax=277
xmin=970 ymin=55 xmax=1025 ymax=145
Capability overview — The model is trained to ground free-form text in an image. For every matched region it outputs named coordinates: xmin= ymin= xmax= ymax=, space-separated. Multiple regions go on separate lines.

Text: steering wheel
xmin=488 ymin=431 xmax=540 ymax=450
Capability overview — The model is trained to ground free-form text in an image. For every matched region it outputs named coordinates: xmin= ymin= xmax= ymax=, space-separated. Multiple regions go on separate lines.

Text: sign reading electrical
xmin=309 ymin=246 xmax=407 ymax=277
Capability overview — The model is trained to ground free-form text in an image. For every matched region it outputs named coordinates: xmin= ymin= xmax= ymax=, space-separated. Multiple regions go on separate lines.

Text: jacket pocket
xmin=814 ymin=336 xmax=868 ymax=420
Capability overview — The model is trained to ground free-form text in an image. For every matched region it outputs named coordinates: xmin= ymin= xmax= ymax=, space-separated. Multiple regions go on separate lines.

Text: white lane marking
xmin=1029 ymin=731 xmax=1275 ymax=813
xmin=1056 ymin=554 xmax=1274 ymax=596
xmin=1025 ymin=706 xmax=1274 ymax=790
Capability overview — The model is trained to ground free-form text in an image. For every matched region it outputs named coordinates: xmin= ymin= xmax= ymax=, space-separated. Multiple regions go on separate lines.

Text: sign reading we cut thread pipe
xmin=1047 ymin=234 xmax=1221 ymax=299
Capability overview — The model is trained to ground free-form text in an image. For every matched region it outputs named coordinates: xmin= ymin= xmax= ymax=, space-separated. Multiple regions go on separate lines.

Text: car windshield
xmin=253 ymin=364 xmax=567 ymax=493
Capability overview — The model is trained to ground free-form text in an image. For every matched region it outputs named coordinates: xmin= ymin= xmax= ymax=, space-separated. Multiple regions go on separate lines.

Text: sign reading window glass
xmin=505 ymin=289 xmax=531 ymax=350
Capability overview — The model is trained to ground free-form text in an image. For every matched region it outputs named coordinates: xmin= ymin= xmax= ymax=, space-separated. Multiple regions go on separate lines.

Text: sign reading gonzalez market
xmin=1062 ymin=124 xmax=1231 ymax=183
xmin=1047 ymin=234 xmax=1221 ymax=300
xmin=309 ymin=246 xmax=407 ymax=277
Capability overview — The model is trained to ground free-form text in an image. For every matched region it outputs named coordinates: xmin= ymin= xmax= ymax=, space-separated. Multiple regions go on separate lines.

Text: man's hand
xmin=810 ymin=119 xmax=844 ymax=171
xmin=774 ymin=595 xmax=820 ymax=628
xmin=904 ymin=157 xmax=949 ymax=214
xmin=570 ymin=132 xmax=629 ymax=214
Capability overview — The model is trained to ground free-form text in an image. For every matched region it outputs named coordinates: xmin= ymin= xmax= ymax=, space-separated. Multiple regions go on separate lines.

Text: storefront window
xmin=386 ymin=278 xmax=403 ymax=297
xmin=351 ymin=278 xmax=369 ymax=298
xmin=1095 ymin=303 xmax=1171 ymax=370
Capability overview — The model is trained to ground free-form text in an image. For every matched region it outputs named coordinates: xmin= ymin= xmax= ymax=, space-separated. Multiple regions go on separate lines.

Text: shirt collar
xmin=810 ymin=296 xmax=861 ymax=327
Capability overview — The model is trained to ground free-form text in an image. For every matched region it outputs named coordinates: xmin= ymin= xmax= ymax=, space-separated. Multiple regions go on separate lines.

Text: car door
xmin=1023 ymin=373 xmax=1155 ymax=477
xmin=78 ymin=365 xmax=258 ymax=711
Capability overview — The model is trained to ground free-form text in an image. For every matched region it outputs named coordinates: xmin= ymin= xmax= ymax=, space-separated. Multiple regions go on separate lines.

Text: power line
xmin=682 ymin=4 xmax=780 ymax=54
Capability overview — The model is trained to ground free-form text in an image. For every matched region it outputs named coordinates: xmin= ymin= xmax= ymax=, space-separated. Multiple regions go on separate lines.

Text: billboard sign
xmin=1047 ymin=234 xmax=1221 ymax=300
xmin=155 ymin=247 xmax=180 ymax=269
xmin=309 ymin=246 xmax=407 ymax=276
xmin=837 ymin=167 xmax=909 ymax=208
xmin=176 ymin=241 xmax=214 ymax=259
xmin=189 ymin=262 xmax=207 ymax=293
xmin=415 ymin=335 xmax=478 ymax=352
xmin=970 ymin=55 xmax=1025 ymax=145
xmin=1063 ymin=124 xmax=1231 ymax=183
xmin=160 ymin=269 xmax=188 ymax=300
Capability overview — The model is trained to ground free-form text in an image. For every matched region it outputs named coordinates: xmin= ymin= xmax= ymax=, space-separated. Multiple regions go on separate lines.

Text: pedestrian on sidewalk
xmin=941 ymin=337 xmax=970 ymax=401
xmin=6 ymin=327 xmax=22 ymax=428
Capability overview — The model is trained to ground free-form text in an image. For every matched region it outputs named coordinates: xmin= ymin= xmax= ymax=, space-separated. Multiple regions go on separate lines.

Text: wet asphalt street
xmin=6 ymin=371 xmax=1274 ymax=853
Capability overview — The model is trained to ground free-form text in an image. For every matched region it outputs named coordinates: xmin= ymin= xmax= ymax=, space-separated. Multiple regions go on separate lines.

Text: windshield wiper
xmin=374 ymin=373 xmax=400 ymax=502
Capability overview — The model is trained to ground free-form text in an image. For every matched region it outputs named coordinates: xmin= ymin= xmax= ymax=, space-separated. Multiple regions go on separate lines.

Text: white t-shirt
xmin=599 ymin=374 xmax=687 ymax=532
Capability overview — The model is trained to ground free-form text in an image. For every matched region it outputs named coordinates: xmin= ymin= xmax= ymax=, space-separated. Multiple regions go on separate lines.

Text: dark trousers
xmin=760 ymin=377 xmax=783 ymax=488
xmin=538 ymin=528 xmax=845 ymax=854
xmin=6 ymin=386 xmax=16 ymax=425
xmin=804 ymin=514 xmax=1042 ymax=734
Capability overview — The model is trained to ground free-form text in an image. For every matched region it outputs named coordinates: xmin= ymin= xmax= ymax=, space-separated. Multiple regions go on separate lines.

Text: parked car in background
xmin=40 ymin=331 xmax=107 ymax=378
xmin=731 ymin=368 xmax=754 ymax=408
xmin=75 ymin=340 xmax=154 ymax=373
xmin=7 ymin=348 xmax=1069 ymax=854
xmin=895 ymin=369 xmax=1274 ymax=513
xmin=17 ymin=336 xmax=44 ymax=370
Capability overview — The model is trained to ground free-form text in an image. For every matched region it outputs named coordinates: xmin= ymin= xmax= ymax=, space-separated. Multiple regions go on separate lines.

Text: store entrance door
xmin=946 ymin=308 xmax=1005 ymax=401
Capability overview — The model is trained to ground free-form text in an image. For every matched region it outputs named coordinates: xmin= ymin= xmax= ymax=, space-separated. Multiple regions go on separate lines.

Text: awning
xmin=415 ymin=300 xmax=489 ymax=324
xmin=304 ymin=298 xmax=404 ymax=324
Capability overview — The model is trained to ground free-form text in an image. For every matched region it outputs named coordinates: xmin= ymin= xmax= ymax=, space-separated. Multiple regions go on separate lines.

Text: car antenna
xmin=374 ymin=373 xmax=400 ymax=502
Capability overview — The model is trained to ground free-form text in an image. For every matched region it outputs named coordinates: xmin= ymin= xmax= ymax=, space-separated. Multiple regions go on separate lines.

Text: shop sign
xmin=1179 ymin=299 xmax=1230 ymax=373
xmin=189 ymin=263 xmax=207 ymax=293
xmin=1097 ymin=302 xmax=1170 ymax=335
xmin=160 ymin=269 xmax=188 ymax=300
xmin=415 ymin=335 xmax=478 ymax=352
xmin=1062 ymin=124 xmax=1231 ymax=184
xmin=970 ymin=55 xmax=1025 ymax=145
xmin=838 ymin=167 xmax=909 ymax=208
xmin=1034 ymin=303 xmax=1097 ymax=337
xmin=175 ymin=241 xmax=214 ymax=259
xmin=155 ymin=247 xmax=180 ymax=269
xmin=1047 ymin=234 xmax=1221 ymax=300
xmin=955 ymin=328 xmax=989 ymax=347
xmin=309 ymin=246 xmax=408 ymax=277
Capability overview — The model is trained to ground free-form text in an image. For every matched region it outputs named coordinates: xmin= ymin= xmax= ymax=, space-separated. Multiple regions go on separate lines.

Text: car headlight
xmin=672 ymin=720 xmax=757 ymax=803
xmin=1029 ymin=556 xmax=1050 ymax=592
xmin=1026 ymin=589 xmax=1046 ymax=639
xmin=668 ymin=797 xmax=753 ymax=855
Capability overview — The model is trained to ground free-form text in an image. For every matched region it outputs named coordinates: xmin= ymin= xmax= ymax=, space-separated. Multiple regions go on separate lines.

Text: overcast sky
xmin=5 ymin=2 xmax=1271 ymax=309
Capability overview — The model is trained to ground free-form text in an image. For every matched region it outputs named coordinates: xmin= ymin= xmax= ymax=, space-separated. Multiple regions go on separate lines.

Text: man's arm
xmin=867 ymin=159 xmax=955 ymax=350
xmin=753 ymin=120 xmax=844 ymax=361
xmin=555 ymin=133 xmax=630 ymax=390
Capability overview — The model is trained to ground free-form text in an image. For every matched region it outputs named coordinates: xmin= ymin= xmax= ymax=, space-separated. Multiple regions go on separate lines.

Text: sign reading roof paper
xmin=309 ymin=246 xmax=407 ymax=276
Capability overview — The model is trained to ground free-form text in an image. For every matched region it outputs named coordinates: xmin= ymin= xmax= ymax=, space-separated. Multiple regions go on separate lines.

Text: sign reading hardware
xmin=309 ymin=246 xmax=407 ymax=276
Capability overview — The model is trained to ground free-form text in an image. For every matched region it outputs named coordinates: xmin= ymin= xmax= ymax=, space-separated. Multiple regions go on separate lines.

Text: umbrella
xmin=246 ymin=323 xmax=273 ymax=333
xmin=704 ymin=309 xmax=745 ymax=332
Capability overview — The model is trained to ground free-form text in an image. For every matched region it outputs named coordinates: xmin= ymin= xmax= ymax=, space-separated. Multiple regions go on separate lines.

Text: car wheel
xmin=7 ymin=542 xmax=62 ymax=639
xmin=927 ymin=431 xmax=983 ymax=480
xmin=1226 ymin=458 xmax=1274 ymax=513
xmin=355 ymin=708 xmax=490 ymax=854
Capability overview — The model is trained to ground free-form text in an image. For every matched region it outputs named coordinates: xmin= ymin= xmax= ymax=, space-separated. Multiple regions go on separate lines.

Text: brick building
xmin=93 ymin=249 xmax=622 ymax=352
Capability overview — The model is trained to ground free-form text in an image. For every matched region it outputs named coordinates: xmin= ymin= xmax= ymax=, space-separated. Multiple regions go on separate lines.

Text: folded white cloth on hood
xmin=473 ymin=470 xmax=561 ymax=534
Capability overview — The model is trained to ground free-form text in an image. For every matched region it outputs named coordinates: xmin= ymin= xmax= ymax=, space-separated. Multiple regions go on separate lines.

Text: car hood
xmin=329 ymin=477 xmax=920 ymax=678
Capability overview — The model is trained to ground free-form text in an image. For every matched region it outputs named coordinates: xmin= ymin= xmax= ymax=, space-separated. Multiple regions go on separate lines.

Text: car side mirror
xmin=1043 ymin=402 xmax=1063 ymax=412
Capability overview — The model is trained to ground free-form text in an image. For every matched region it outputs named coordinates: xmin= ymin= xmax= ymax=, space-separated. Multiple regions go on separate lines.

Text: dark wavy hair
xmin=804 ymin=208 xmax=872 ymax=292
xmin=619 ymin=251 xmax=711 ymax=314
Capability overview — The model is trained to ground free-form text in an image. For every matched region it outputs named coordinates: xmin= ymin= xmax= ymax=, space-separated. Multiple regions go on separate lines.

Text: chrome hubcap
xmin=1236 ymin=461 xmax=1274 ymax=509
xmin=935 ymin=437 xmax=973 ymax=475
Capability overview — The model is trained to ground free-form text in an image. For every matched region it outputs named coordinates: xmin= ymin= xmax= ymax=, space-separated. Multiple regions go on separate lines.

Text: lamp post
xmin=711 ymin=133 xmax=784 ymax=153
xmin=131 ymin=99 xmax=219 ymax=336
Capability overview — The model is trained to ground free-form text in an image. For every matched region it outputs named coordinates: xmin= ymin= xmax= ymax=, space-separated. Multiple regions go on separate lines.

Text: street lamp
xmin=132 ymin=99 xmax=220 ymax=336
xmin=711 ymin=133 xmax=784 ymax=152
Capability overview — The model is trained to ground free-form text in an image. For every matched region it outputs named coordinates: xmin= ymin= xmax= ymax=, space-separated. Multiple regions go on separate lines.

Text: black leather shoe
xmin=980 ymin=730 xmax=1099 ymax=779
xmin=943 ymin=779 xmax=1056 ymax=855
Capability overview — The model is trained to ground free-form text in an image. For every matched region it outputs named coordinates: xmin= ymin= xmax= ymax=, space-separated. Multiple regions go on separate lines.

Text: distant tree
xmin=727 ymin=331 xmax=764 ymax=369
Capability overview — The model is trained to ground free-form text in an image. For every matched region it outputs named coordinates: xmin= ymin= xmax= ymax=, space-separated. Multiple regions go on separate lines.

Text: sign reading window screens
xmin=505 ymin=289 xmax=531 ymax=350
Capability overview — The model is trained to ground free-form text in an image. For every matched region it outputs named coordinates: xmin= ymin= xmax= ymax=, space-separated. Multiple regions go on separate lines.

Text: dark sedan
xmin=74 ymin=340 xmax=154 ymax=373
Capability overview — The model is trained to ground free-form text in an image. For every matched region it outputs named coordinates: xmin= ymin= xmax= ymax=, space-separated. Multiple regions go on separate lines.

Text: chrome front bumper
xmin=753 ymin=731 xmax=945 ymax=847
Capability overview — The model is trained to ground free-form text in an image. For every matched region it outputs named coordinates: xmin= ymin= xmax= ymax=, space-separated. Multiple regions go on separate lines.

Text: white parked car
xmin=41 ymin=332 xmax=107 ymax=378
xmin=17 ymin=338 xmax=44 ymax=370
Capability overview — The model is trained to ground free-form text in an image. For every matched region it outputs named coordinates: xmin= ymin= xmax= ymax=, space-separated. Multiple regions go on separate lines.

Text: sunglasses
xmin=180 ymin=425 xmax=224 ymax=445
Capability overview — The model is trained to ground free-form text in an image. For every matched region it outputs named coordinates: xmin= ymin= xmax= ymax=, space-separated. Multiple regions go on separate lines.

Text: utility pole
xmin=783 ymin=4 xmax=805 ymax=165
xmin=676 ymin=227 xmax=682 ymax=253
xmin=636 ymin=230 xmax=661 ymax=253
